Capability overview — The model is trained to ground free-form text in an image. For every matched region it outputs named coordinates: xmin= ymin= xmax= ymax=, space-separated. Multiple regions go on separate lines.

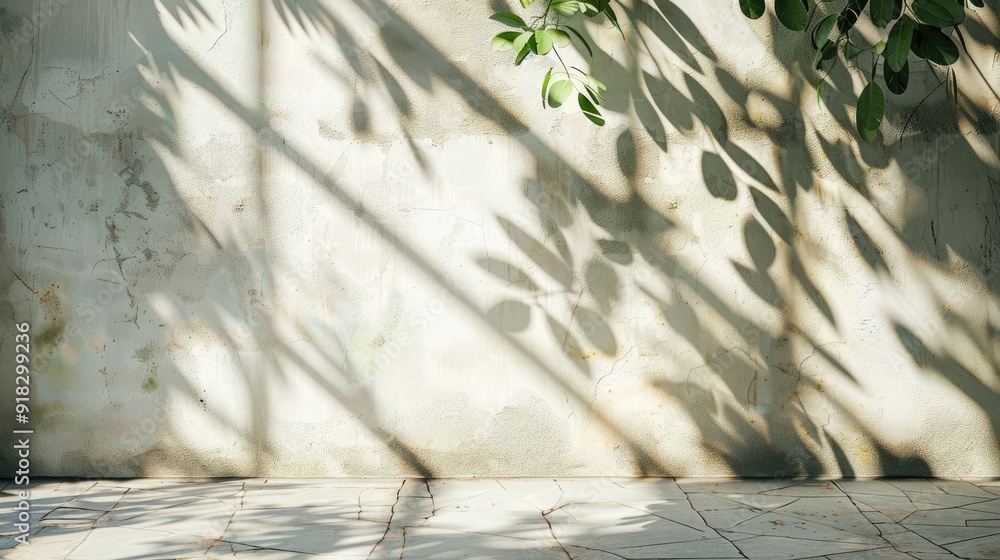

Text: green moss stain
xmin=36 ymin=322 xmax=66 ymax=348
xmin=141 ymin=377 xmax=158 ymax=392
xmin=134 ymin=342 xmax=156 ymax=364
xmin=45 ymin=356 xmax=80 ymax=389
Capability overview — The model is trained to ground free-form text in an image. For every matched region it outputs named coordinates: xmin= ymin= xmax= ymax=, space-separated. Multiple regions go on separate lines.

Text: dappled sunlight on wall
xmin=0 ymin=0 xmax=998 ymax=477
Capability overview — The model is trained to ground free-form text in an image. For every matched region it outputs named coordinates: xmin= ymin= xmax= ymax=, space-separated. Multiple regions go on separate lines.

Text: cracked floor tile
xmin=595 ymin=478 xmax=688 ymax=501
xmin=725 ymin=511 xmax=885 ymax=545
xmin=880 ymin=529 xmax=955 ymax=556
xmin=731 ymin=535 xmax=886 ymax=560
xmin=812 ymin=547 xmax=915 ymax=559
xmin=964 ymin=499 xmax=1000 ymax=515
xmin=849 ymin=495 xmax=920 ymax=522
xmin=903 ymin=524 xmax=1000 ymax=547
xmin=392 ymin=526 xmax=569 ymax=560
xmin=611 ymin=537 xmax=743 ymax=558
xmin=901 ymin=505 xmax=1000 ymax=527
xmin=102 ymin=496 xmax=240 ymax=541
xmin=424 ymin=508 xmax=555 ymax=540
xmin=903 ymin=491 xmax=993 ymax=510
xmin=223 ymin=508 xmax=389 ymax=555
xmin=700 ymin=506 xmax=771 ymax=530
xmin=5 ymin=479 xmax=1000 ymax=559
xmin=943 ymin=532 xmax=1000 ymax=558
xmin=707 ymin=493 xmax=800 ymax=510
xmin=928 ymin=480 xmax=998 ymax=499
xmin=886 ymin=481 xmax=947 ymax=494
xmin=100 ymin=489 xmax=204 ymax=522
xmin=836 ymin=481 xmax=910 ymax=498
xmin=761 ymin=482 xmax=846 ymax=498
xmin=676 ymin=479 xmax=798 ymax=495
xmin=546 ymin=500 xmax=715 ymax=551
xmin=40 ymin=507 xmax=109 ymax=526
xmin=240 ymin=486 xmax=365 ymax=509
xmin=64 ymin=526 xmax=207 ymax=560
xmin=772 ymin=497 xmax=882 ymax=536
xmin=3 ymin=526 xmax=89 ymax=559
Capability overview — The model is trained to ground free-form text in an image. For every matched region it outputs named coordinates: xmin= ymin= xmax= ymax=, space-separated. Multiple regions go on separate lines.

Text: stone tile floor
xmin=2 ymin=478 xmax=1000 ymax=559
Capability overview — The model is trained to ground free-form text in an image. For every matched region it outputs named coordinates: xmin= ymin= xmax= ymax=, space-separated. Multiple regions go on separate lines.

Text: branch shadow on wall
xmin=4 ymin=0 xmax=999 ymax=487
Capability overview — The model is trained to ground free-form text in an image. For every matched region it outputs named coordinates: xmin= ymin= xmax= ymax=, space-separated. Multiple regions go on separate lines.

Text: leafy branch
xmin=489 ymin=0 xmax=986 ymax=141
xmin=489 ymin=0 xmax=623 ymax=126
xmin=741 ymin=0 xmax=981 ymax=141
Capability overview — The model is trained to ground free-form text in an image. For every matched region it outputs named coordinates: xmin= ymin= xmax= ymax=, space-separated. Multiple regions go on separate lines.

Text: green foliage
xmin=488 ymin=0 xmax=983 ymax=140
xmin=738 ymin=0 xmax=979 ymax=141
xmin=911 ymin=0 xmax=965 ymax=27
xmin=884 ymin=16 xmax=915 ymax=72
xmin=740 ymin=0 xmax=767 ymax=19
xmin=856 ymin=81 xmax=885 ymax=141
xmin=489 ymin=0 xmax=622 ymax=125
xmin=869 ymin=0 xmax=897 ymax=28
xmin=775 ymin=0 xmax=809 ymax=31
xmin=912 ymin=25 xmax=959 ymax=65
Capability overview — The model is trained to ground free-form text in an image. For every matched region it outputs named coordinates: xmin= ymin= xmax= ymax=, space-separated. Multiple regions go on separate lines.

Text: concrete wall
xmin=1 ymin=0 xmax=998 ymax=477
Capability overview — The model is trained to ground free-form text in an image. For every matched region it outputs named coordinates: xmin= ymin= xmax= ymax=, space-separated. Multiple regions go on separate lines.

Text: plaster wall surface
xmin=0 ymin=0 xmax=998 ymax=477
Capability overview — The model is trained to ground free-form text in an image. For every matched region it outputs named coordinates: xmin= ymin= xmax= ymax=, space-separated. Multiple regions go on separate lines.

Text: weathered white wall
xmin=1 ymin=0 xmax=999 ymax=477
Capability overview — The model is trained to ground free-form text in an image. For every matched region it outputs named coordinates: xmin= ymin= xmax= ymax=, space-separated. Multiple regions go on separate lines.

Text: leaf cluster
xmin=741 ymin=0 xmax=979 ymax=141
xmin=490 ymin=0 xmax=624 ymax=125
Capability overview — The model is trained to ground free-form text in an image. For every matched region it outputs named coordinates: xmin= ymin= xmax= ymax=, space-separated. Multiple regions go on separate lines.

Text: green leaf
xmin=547 ymin=80 xmax=573 ymax=108
xmin=775 ymin=0 xmax=808 ymax=30
xmin=545 ymin=28 xmax=572 ymax=48
xmin=541 ymin=68 xmax=553 ymax=108
xmin=490 ymin=11 xmax=528 ymax=29
xmin=604 ymin=5 xmax=625 ymax=40
xmin=582 ymin=111 xmax=606 ymax=126
xmin=875 ymin=40 xmax=886 ymax=54
xmin=912 ymin=0 xmax=965 ymax=27
xmin=584 ymin=85 xmax=604 ymax=105
xmin=515 ymin=37 xmax=535 ymax=64
xmin=564 ymin=26 xmax=593 ymax=57
xmin=520 ymin=0 xmax=536 ymax=7
xmin=858 ymin=122 xmax=878 ymax=142
xmin=585 ymin=73 xmax=607 ymax=91
xmin=815 ymin=81 xmax=824 ymax=107
xmin=513 ymin=31 xmax=534 ymax=53
xmin=891 ymin=0 xmax=903 ymax=20
xmin=534 ymin=29 xmax=554 ymax=54
xmin=843 ymin=40 xmax=864 ymax=60
xmin=869 ymin=0 xmax=895 ymax=27
xmin=813 ymin=40 xmax=838 ymax=69
xmin=578 ymin=0 xmax=605 ymax=15
xmin=552 ymin=0 xmax=580 ymax=16
xmin=911 ymin=25 xmax=959 ymax=65
xmin=884 ymin=16 xmax=915 ymax=71
xmin=812 ymin=15 xmax=839 ymax=49
xmin=838 ymin=0 xmax=869 ymax=32
xmin=739 ymin=0 xmax=766 ymax=19
xmin=856 ymin=81 xmax=884 ymax=141
xmin=579 ymin=94 xmax=604 ymax=125
xmin=884 ymin=58 xmax=909 ymax=94
xmin=578 ymin=92 xmax=600 ymax=114
xmin=492 ymin=31 xmax=521 ymax=52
